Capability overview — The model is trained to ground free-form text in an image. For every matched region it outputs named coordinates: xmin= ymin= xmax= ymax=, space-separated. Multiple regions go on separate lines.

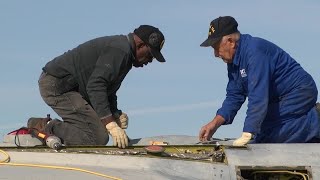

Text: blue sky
xmin=1 ymin=1 xmax=319 ymax=143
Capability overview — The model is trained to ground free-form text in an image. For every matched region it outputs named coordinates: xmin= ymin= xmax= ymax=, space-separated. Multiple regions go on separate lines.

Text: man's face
xmin=211 ymin=37 xmax=236 ymax=64
xmin=133 ymin=44 xmax=154 ymax=68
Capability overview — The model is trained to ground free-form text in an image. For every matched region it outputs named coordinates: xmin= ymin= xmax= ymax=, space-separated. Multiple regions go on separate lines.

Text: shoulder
xmin=243 ymin=34 xmax=278 ymax=51
xmin=86 ymin=35 xmax=131 ymax=55
xmin=241 ymin=34 xmax=281 ymax=59
xmin=96 ymin=35 xmax=133 ymax=61
xmin=106 ymin=35 xmax=131 ymax=54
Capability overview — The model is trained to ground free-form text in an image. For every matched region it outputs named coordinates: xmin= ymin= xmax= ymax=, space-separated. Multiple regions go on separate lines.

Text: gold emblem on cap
xmin=160 ymin=40 xmax=165 ymax=49
xmin=208 ymin=25 xmax=215 ymax=36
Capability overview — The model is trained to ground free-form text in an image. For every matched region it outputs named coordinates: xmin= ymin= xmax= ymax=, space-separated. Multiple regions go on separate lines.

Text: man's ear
xmin=230 ymin=38 xmax=237 ymax=49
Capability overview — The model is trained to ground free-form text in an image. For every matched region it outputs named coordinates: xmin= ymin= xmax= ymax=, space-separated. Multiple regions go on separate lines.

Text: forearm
xmin=87 ymin=81 xmax=112 ymax=118
xmin=211 ymin=115 xmax=226 ymax=129
xmin=219 ymin=77 xmax=246 ymax=124
xmin=108 ymin=93 xmax=119 ymax=114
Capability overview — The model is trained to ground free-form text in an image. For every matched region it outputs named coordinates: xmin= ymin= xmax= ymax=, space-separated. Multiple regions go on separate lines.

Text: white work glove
xmin=114 ymin=112 xmax=128 ymax=129
xmin=233 ymin=132 xmax=253 ymax=146
xmin=106 ymin=121 xmax=128 ymax=148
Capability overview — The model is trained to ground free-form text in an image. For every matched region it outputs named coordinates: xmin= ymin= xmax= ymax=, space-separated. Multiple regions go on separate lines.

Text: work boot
xmin=27 ymin=114 xmax=51 ymax=132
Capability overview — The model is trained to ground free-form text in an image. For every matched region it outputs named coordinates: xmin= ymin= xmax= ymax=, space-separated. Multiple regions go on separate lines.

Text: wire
xmin=251 ymin=170 xmax=309 ymax=180
xmin=14 ymin=127 xmax=31 ymax=147
xmin=0 ymin=149 xmax=122 ymax=180
xmin=0 ymin=149 xmax=10 ymax=163
xmin=0 ymin=162 xmax=122 ymax=180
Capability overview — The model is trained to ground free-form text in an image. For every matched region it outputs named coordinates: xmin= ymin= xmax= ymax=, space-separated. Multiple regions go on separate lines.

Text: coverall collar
xmin=127 ymin=33 xmax=136 ymax=63
xmin=232 ymin=33 xmax=243 ymax=66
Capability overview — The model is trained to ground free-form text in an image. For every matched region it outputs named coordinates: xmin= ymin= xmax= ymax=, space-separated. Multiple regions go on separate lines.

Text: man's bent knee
xmin=95 ymin=132 xmax=109 ymax=145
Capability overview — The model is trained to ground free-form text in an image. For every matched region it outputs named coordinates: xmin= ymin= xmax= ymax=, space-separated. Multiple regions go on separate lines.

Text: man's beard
xmin=133 ymin=61 xmax=143 ymax=67
xmin=133 ymin=58 xmax=147 ymax=68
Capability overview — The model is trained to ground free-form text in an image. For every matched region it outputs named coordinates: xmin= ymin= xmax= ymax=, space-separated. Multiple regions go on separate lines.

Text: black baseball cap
xmin=200 ymin=16 xmax=239 ymax=47
xmin=134 ymin=25 xmax=166 ymax=62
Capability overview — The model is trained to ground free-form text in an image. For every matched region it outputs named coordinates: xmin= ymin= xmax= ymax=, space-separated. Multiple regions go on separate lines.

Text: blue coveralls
xmin=217 ymin=34 xmax=319 ymax=143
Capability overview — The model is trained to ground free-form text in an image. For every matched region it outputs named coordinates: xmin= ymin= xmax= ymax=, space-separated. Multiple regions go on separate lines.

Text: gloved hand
xmin=114 ymin=112 xmax=128 ymax=129
xmin=233 ymin=132 xmax=253 ymax=146
xmin=106 ymin=121 xmax=128 ymax=148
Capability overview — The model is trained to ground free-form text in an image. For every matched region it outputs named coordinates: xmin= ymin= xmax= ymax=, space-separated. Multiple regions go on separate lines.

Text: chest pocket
xmin=237 ymin=68 xmax=248 ymax=94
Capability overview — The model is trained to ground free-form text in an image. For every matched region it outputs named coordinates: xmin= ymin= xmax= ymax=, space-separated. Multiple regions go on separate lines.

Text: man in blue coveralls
xmin=198 ymin=16 xmax=320 ymax=146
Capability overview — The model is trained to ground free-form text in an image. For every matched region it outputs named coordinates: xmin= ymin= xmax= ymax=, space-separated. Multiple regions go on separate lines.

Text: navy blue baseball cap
xmin=200 ymin=16 xmax=239 ymax=47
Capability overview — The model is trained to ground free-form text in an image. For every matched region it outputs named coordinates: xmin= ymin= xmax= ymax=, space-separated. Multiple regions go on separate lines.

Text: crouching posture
xmin=28 ymin=25 xmax=166 ymax=148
